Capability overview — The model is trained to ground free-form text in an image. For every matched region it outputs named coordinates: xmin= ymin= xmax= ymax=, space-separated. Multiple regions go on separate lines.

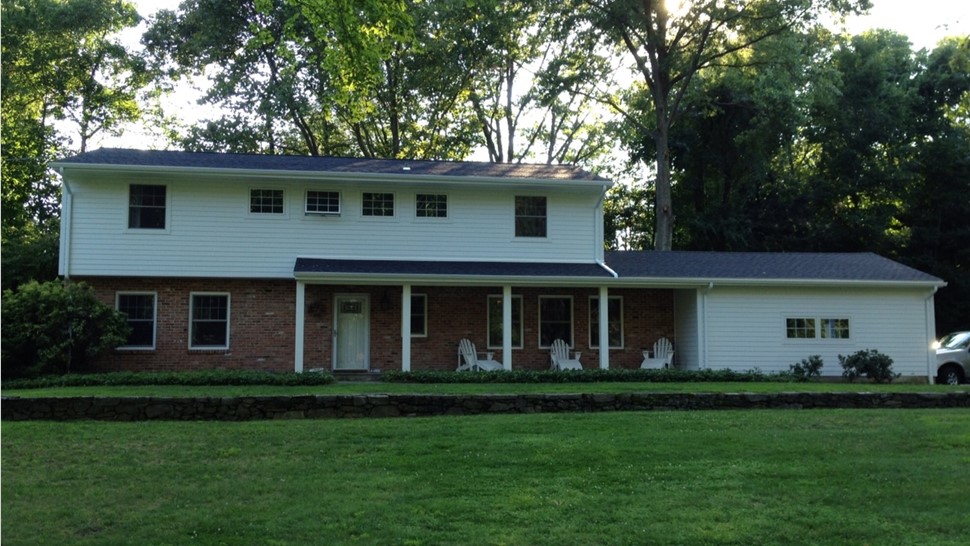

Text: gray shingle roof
xmin=295 ymin=258 xmax=614 ymax=278
xmin=605 ymin=251 xmax=943 ymax=284
xmin=54 ymin=148 xmax=607 ymax=181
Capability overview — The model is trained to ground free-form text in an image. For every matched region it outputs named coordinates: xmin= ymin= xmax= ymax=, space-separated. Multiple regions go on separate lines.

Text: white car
xmin=935 ymin=331 xmax=970 ymax=385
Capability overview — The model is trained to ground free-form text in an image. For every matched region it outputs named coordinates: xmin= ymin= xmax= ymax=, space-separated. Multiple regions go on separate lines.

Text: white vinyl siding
xmin=702 ymin=287 xmax=932 ymax=376
xmin=63 ymin=178 xmax=603 ymax=278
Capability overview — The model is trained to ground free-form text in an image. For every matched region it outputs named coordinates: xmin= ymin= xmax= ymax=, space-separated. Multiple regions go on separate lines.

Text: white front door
xmin=333 ymin=294 xmax=369 ymax=370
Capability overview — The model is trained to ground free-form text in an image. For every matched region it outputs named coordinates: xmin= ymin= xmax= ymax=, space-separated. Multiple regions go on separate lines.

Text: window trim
xmin=249 ymin=188 xmax=285 ymax=215
xmin=305 ymin=190 xmax=341 ymax=216
xmin=538 ymin=295 xmax=573 ymax=348
xmin=415 ymin=193 xmax=448 ymax=219
xmin=115 ymin=291 xmax=157 ymax=350
xmin=410 ymin=293 xmax=428 ymax=338
xmin=514 ymin=195 xmax=547 ymax=238
xmin=362 ymin=191 xmax=396 ymax=218
xmin=589 ymin=295 xmax=624 ymax=349
xmin=189 ymin=292 xmax=231 ymax=350
xmin=127 ymin=184 xmax=169 ymax=231
xmin=487 ymin=294 xmax=524 ymax=349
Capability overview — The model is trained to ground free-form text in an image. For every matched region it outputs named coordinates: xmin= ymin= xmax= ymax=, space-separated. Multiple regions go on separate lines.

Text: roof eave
xmin=50 ymin=162 xmax=613 ymax=189
xmin=609 ymin=276 xmax=946 ymax=289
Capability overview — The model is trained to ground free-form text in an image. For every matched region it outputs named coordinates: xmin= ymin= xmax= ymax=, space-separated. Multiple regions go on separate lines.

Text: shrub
xmin=2 ymin=370 xmax=336 ymax=390
xmin=789 ymin=355 xmax=824 ymax=382
xmin=1 ymin=280 xmax=130 ymax=379
xmin=839 ymin=349 xmax=899 ymax=383
xmin=382 ymin=368 xmax=788 ymax=384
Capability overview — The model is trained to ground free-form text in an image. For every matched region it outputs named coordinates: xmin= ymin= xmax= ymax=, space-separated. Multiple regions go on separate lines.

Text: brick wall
xmin=82 ymin=278 xmax=675 ymax=373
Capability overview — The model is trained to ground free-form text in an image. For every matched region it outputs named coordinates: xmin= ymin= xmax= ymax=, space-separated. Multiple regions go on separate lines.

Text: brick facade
xmin=84 ymin=277 xmax=675 ymax=373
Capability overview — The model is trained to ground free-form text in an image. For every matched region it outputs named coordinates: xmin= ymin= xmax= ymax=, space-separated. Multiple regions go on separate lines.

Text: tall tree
xmin=580 ymin=0 xmax=870 ymax=250
xmin=1 ymin=0 xmax=148 ymax=289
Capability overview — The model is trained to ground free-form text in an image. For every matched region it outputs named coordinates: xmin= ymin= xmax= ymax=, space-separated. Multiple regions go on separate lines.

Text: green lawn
xmin=3 ymin=409 xmax=969 ymax=545
xmin=4 ymin=380 xmax=968 ymax=398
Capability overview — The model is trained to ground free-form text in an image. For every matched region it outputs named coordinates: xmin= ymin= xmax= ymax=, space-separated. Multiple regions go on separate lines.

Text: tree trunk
xmin=653 ymin=91 xmax=674 ymax=251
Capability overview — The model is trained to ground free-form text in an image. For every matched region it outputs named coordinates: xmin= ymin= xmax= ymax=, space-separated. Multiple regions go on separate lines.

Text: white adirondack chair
xmin=641 ymin=337 xmax=674 ymax=369
xmin=550 ymin=338 xmax=583 ymax=371
xmin=457 ymin=338 xmax=503 ymax=371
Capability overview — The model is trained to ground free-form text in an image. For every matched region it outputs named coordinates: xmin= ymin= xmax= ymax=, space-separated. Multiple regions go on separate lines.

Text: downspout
xmin=594 ymin=184 xmax=609 ymax=262
xmin=925 ymin=286 xmax=939 ymax=383
xmin=59 ymin=171 xmax=73 ymax=280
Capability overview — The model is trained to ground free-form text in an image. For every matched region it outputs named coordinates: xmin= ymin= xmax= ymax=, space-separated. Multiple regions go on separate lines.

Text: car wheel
xmin=938 ymin=364 xmax=964 ymax=385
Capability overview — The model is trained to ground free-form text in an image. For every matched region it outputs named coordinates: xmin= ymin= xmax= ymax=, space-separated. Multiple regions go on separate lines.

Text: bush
xmin=1 ymin=280 xmax=130 ymax=379
xmin=382 ymin=368 xmax=788 ymax=384
xmin=789 ymin=355 xmax=824 ymax=382
xmin=839 ymin=349 xmax=899 ymax=383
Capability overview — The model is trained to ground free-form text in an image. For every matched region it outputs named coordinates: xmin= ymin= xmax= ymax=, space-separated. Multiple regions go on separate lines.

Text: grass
xmin=4 ymin=380 xmax=968 ymax=398
xmin=3 ymin=409 xmax=970 ymax=545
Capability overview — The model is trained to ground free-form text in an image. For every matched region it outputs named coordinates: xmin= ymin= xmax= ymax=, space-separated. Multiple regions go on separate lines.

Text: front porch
xmin=295 ymin=284 xmax=676 ymax=373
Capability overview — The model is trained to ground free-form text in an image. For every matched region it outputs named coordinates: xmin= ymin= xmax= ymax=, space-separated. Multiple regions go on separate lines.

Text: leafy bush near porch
xmin=2 ymin=369 xmax=335 ymax=390
xmin=839 ymin=349 xmax=900 ymax=383
xmin=789 ymin=355 xmax=824 ymax=381
xmin=1 ymin=280 xmax=129 ymax=379
xmin=382 ymin=368 xmax=787 ymax=384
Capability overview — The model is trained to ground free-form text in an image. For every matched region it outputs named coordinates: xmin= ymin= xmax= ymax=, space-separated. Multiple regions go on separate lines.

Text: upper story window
xmin=515 ymin=196 xmax=546 ymax=237
xmin=306 ymin=190 xmax=340 ymax=215
xmin=416 ymin=194 xmax=447 ymax=218
xmin=128 ymin=184 xmax=166 ymax=229
xmin=363 ymin=192 xmax=395 ymax=217
xmin=250 ymin=189 xmax=283 ymax=214
xmin=116 ymin=292 xmax=156 ymax=349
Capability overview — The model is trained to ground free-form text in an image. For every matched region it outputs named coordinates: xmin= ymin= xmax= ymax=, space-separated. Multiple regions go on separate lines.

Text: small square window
xmin=515 ymin=196 xmax=546 ymax=237
xmin=416 ymin=194 xmax=447 ymax=218
xmin=786 ymin=318 xmax=816 ymax=339
xmin=363 ymin=192 xmax=394 ymax=217
xmin=306 ymin=191 xmax=340 ymax=214
xmin=821 ymin=318 xmax=850 ymax=339
xmin=251 ymin=189 xmax=283 ymax=214
xmin=128 ymin=185 xmax=166 ymax=229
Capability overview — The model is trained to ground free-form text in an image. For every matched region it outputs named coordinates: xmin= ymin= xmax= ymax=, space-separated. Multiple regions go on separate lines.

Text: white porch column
xmin=502 ymin=285 xmax=513 ymax=370
xmin=294 ymin=280 xmax=306 ymax=373
xmin=401 ymin=284 xmax=412 ymax=372
xmin=599 ymin=286 xmax=610 ymax=369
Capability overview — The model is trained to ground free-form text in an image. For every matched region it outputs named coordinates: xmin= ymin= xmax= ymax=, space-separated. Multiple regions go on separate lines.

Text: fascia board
xmin=50 ymin=162 xmax=613 ymax=191
xmin=292 ymin=271 xmax=615 ymax=287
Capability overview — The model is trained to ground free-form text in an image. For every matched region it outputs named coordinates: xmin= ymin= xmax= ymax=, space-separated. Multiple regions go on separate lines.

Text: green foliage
xmin=790 ymin=355 xmax=824 ymax=381
xmin=382 ymin=368 xmax=788 ymax=384
xmin=1 ymin=280 xmax=129 ymax=378
xmin=2 ymin=369 xmax=335 ymax=390
xmin=839 ymin=349 xmax=899 ymax=383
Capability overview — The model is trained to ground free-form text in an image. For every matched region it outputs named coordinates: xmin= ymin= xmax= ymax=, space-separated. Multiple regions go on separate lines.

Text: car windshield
xmin=939 ymin=332 xmax=970 ymax=349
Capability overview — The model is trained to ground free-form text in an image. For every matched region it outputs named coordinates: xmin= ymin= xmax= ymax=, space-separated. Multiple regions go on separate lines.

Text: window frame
xmin=249 ymin=188 xmax=285 ymax=215
xmin=115 ymin=292 xmax=157 ymax=350
xmin=487 ymin=294 xmax=524 ymax=349
xmin=127 ymin=184 xmax=168 ymax=230
xmin=189 ymin=292 xmax=231 ymax=350
xmin=362 ymin=192 xmax=395 ymax=217
xmin=410 ymin=293 xmax=428 ymax=338
xmin=514 ymin=195 xmax=547 ymax=238
xmin=820 ymin=318 xmax=851 ymax=339
xmin=538 ymin=295 xmax=573 ymax=348
xmin=589 ymin=295 xmax=624 ymax=349
xmin=305 ymin=190 xmax=341 ymax=215
xmin=785 ymin=317 xmax=852 ymax=340
xmin=415 ymin=193 xmax=448 ymax=219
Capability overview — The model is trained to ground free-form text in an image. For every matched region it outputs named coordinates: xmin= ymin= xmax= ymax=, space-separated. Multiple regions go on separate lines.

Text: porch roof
xmin=294 ymin=257 xmax=615 ymax=284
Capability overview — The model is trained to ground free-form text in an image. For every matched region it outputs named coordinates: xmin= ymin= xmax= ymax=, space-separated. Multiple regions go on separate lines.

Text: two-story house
xmin=53 ymin=148 xmax=945 ymax=380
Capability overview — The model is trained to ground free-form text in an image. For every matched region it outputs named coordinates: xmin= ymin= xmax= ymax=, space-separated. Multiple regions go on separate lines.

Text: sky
xmin=99 ymin=0 xmax=969 ymax=151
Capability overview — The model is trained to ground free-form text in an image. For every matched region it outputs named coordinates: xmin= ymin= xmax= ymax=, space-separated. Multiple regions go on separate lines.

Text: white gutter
xmin=597 ymin=260 xmax=619 ymax=278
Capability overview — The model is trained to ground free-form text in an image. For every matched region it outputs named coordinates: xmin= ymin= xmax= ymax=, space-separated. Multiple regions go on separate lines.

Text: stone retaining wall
xmin=3 ymin=392 xmax=968 ymax=421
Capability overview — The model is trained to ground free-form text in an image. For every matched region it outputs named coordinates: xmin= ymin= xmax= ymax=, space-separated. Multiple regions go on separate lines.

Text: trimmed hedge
xmin=382 ymin=368 xmax=791 ymax=384
xmin=2 ymin=370 xmax=336 ymax=390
